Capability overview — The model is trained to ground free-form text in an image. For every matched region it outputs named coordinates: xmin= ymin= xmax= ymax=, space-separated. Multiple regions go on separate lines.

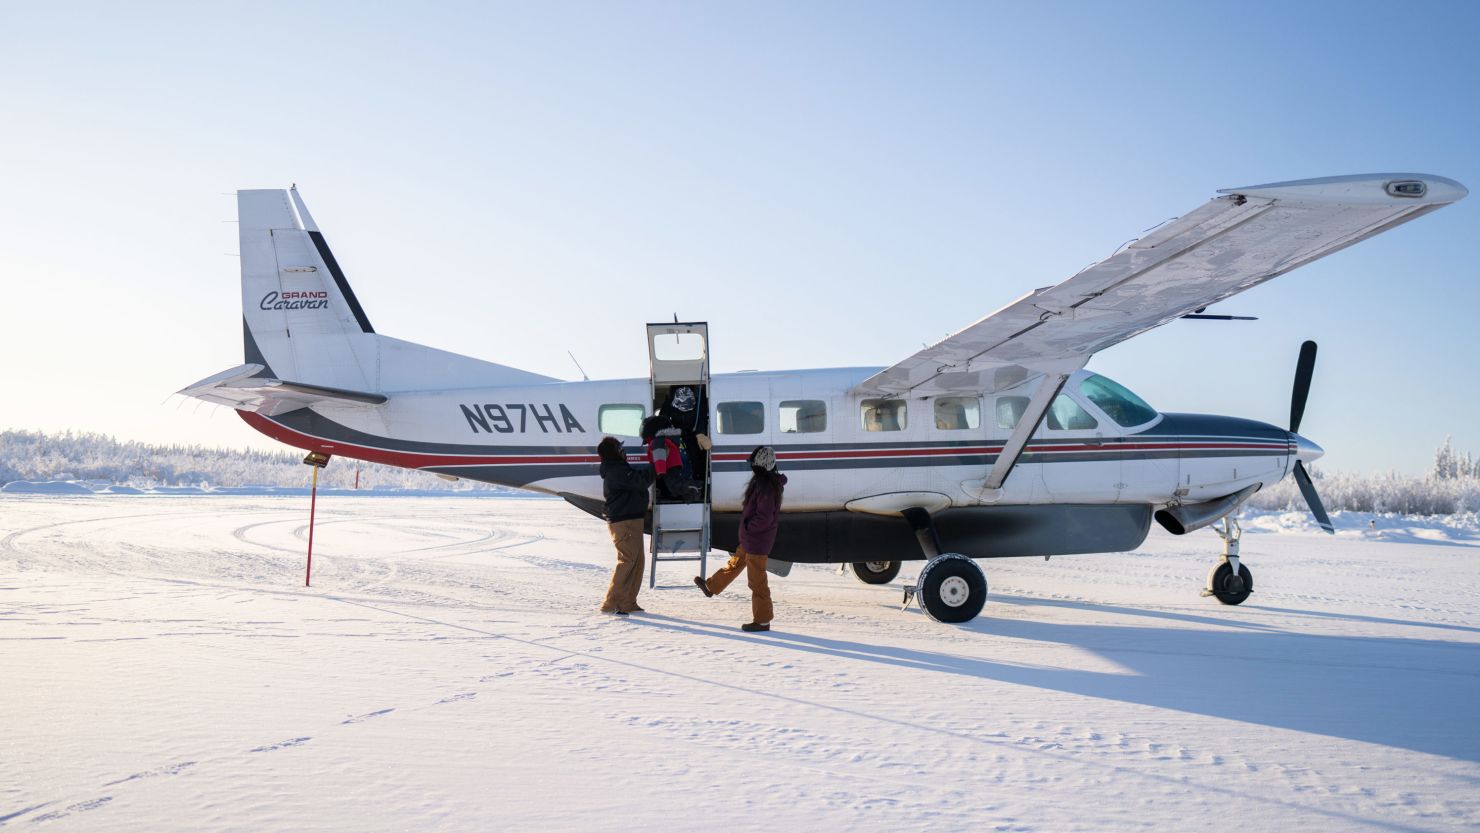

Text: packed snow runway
xmin=3 ymin=495 xmax=1478 ymax=832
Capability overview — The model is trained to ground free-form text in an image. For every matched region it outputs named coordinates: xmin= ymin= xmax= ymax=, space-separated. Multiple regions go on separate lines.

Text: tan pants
xmin=703 ymin=545 xmax=774 ymax=624
xmin=601 ymin=518 xmax=645 ymax=613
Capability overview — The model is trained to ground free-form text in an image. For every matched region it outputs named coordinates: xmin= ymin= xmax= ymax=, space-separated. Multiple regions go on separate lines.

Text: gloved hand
xmin=696 ymin=433 xmax=712 ymax=451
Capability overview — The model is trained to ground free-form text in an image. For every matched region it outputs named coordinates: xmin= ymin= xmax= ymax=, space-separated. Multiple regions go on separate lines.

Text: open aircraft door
xmin=646 ymin=322 xmax=712 ymax=587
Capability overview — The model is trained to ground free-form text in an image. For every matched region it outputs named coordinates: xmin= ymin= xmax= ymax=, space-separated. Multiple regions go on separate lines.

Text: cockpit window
xmin=1079 ymin=374 xmax=1158 ymax=427
xmin=1046 ymin=395 xmax=1097 ymax=431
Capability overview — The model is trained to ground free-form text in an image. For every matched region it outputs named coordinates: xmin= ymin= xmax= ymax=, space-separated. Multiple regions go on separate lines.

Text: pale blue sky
xmin=1 ymin=1 xmax=1476 ymax=473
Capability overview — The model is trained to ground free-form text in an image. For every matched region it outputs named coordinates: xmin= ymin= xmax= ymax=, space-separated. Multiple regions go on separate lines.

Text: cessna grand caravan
xmin=182 ymin=173 xmax=1466 ymax=622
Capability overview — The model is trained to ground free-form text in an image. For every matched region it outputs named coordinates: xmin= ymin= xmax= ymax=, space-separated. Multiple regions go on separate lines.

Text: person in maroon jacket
xmin=694 ymin=446 xmax=786 ymax=632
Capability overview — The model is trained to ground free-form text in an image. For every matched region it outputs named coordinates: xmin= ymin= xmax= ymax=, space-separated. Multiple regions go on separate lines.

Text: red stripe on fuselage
xmin=238 ymin=412 xmax=599 ymax=468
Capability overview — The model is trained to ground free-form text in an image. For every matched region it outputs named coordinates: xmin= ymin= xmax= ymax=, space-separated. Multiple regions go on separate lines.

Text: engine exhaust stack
xmin=1154 ymin=484 xmax=1260 ymax=536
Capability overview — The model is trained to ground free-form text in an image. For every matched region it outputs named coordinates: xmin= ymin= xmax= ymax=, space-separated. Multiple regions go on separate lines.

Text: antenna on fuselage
xmin=567 ymin=351 xmax=590 ymax=382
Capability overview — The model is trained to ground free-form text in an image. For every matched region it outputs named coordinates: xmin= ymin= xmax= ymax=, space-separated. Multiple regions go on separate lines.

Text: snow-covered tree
xmin=0 ymin=429 xmax=507 ymax=491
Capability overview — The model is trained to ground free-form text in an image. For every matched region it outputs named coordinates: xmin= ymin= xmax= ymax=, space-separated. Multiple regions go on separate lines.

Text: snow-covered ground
xmin=3 ymin=495 xmax=1478 ymax=832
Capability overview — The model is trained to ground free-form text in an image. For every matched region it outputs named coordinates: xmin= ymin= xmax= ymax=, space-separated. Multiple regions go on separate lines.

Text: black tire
xmin=852 ymin=560 xmax=901 ymax=584
xmin=916 ymin=554 xmax=987 ymax=623
xmin=1209 ymin=561 xmax=1253 ymax=605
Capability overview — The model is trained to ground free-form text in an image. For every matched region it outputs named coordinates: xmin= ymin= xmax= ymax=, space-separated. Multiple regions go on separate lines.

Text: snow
xmin=3 ymin=495 xmax=1478 ymax=832
xmin=0 ymin=480 xmax=95 ymax=495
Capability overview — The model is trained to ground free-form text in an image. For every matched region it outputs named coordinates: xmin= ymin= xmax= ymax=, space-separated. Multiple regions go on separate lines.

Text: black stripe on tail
xmin=308 ymin=231 xmax=375 ymax=333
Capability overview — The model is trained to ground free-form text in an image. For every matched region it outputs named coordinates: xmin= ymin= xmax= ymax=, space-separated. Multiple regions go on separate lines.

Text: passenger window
xmin=1046 ymin=395 xmax=1098 ymax=430
xmin=861 ymin=399 xmax=907 ymax=432
xmin=933 ymin=397 xmax=980 ymax=431
xmin=996 ymin=396 xmax=1029 ymax=430
xmin=717 ymin=401 xmax=765 ymax=434
xmin=598 ymin=404 xmax=645 ymax=436
xmin=779 ymin=400 xmax=827 ymax=433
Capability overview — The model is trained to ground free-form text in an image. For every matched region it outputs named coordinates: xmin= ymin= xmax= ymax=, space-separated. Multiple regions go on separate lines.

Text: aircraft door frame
xmin=1035 ymin=388 xmax=1122 ymax=502
xmin=647 ymin=322 xmax=709 ymax=389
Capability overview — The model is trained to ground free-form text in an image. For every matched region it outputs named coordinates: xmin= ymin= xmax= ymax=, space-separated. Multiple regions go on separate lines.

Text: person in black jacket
xmin=660 ymin=385 xmax=710 ymax=480
xmin=597 ymin=436 xmax=655 ymax=615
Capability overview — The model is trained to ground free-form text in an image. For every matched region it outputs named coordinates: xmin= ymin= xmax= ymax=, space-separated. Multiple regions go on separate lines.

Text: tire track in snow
xmin=305 ymin=595 xmax=1441 ymax=833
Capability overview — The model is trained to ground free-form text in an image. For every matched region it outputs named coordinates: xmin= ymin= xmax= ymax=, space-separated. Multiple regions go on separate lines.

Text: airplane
xmin=181 ymin=173 xmax=1467 ymax=623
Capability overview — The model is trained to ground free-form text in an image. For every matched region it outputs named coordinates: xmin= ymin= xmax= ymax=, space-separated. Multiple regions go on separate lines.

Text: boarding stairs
xmin=646 ymin=321 xmax=713 ymax=588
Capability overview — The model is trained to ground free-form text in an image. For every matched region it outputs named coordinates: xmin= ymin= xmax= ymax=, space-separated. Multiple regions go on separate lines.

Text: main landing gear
xmin=895 ymin=507 xmax=989 ymax=624
xmin=1203 ymin=516 xmax=1253 ymax=605
xmin=851 ymin=560 xmax=902 ymax=584
xmin=908 ymin=554 xmax=988 ymax=623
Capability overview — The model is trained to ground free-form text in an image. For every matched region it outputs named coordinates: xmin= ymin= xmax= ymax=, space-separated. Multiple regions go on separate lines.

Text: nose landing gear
xmin=1203 ymin=516 xmax=1253 ymax=605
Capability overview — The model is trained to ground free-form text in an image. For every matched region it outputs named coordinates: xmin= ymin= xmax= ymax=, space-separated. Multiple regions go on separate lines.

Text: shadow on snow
xmin=635 ymin=596 xmax=1480 ymax=764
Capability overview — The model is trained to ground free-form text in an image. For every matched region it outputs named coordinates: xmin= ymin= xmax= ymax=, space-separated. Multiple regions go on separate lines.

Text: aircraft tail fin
xmin=237 ymin=188 xmax=379 ymax=391
xmin=195 ymin=187 xmax=559 ymax=415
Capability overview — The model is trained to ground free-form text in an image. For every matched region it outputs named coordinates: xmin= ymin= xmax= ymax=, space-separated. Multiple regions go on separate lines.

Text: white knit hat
xmin=750 ymin=446 xmax=776 ymax=471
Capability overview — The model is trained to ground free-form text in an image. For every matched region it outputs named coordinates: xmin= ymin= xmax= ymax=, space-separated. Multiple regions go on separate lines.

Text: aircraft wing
xmin=856 ymin=173 xmax=1467 ymax=396
xmin=178 ymin=364 xmax=388 ymax=417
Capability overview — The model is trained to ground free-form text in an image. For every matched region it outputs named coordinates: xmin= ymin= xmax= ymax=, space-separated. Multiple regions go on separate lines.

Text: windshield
xmin=1078 ymin=374 xmax=1158 ymax=427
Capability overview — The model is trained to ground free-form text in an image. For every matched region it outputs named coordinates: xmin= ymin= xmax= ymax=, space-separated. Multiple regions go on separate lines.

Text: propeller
xmin=1293 ymin=460 xmax=1333 ymax=534
xmin=1288 ymin=340 xmax=1334 ymax=534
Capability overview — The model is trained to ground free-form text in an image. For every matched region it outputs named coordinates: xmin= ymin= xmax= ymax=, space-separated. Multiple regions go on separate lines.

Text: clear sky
xmin=1 ymin=1 xmax=1476 ymax=473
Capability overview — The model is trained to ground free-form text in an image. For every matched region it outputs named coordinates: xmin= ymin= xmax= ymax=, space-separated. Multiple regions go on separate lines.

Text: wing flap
xmin=858 ymin=173 xmax=1465 ymax=396
xmin=178 ymin=364 xmax=388 ymax=417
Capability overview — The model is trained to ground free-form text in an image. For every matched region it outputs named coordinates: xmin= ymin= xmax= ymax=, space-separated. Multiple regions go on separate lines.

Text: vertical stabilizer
xmin=238 ymin=188 xmax=376 ymax=390
xmin=231 ymin=186 xmax=559 ymax=396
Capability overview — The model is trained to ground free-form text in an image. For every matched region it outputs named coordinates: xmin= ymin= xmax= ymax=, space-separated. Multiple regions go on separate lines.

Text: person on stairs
xmin=641 ymin=415 xmax=703 ymax=503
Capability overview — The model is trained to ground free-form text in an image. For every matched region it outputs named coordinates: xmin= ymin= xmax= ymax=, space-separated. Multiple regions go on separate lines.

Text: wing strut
xmin=967 ymin=370 xmax=1074 ymax=499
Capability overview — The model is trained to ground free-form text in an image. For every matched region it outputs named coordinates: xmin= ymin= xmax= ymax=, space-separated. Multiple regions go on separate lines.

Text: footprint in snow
xmin=250 ymin=737 xmax=312 ymax=752
xmin=341 ymin=708 xmax=395 ymax=724
xmin=31 ymin=796 xmax=112 ymax=822
xmin=102 ymin=761 xmax=196 ymax=787
xmin=436 ymin=692 xmax=477 ymax=705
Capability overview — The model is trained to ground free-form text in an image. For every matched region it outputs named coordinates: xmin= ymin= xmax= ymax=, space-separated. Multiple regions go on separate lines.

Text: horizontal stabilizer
xmin=178 ymin=364 xmax=387 ymax=416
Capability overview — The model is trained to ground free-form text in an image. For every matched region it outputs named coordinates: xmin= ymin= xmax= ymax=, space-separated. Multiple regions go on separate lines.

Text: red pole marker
xmin=306 ymin=465 xmax=319 ymax=587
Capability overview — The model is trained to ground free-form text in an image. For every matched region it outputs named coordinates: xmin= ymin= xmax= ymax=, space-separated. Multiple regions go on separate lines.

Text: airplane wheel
xmin=916 ymin=554 xmax=987 ymax=623
xmin=1207 ymin=561 xmax=1253 ymax=605
xmin=852 ymin=560 xmax=901 ymax=584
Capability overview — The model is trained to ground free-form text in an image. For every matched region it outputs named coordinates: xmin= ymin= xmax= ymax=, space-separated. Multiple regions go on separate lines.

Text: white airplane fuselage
xmin=240 ymin=363 xmax=1305 ymax=563
xmin=181 ymin=178 xmax=1465 ymax=614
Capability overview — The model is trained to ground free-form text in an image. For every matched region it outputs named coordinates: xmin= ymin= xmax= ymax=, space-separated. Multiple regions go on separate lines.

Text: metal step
xmin=649 ymin=481 xmax=710 ymax=586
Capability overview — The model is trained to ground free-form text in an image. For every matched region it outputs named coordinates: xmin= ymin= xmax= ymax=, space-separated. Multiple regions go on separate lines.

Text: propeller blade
xmin=1293 ymin=460 xmax=1334 ymax=534
xmin=1290 ymin=340 xmax=1317 ymax=432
